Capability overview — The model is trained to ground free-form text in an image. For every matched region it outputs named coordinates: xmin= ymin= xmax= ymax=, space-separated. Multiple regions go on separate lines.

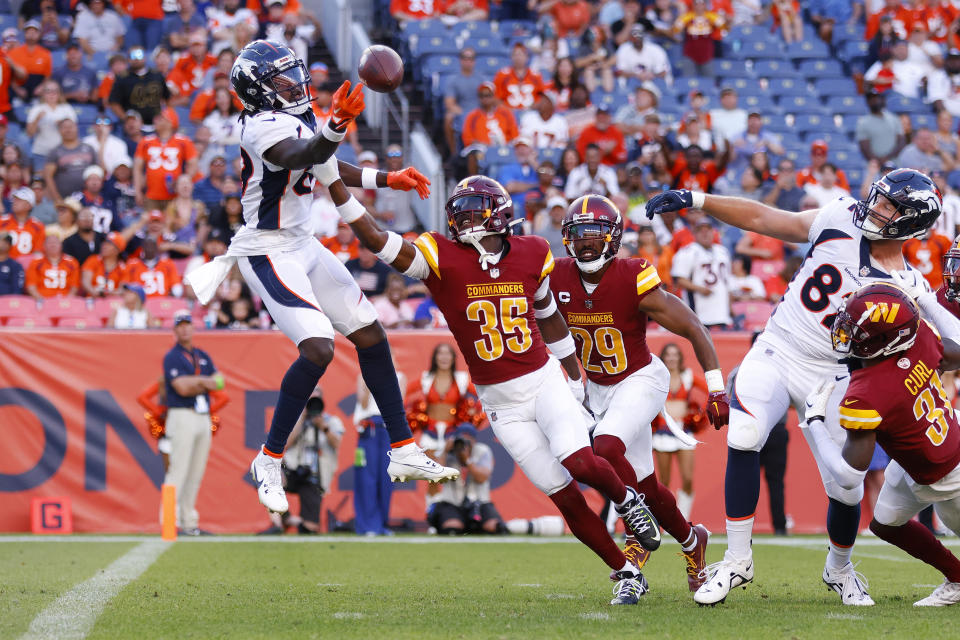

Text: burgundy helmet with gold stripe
xmin=831 ymin=282 xmax=920 ymax=359
xmin=562 ymin=194 xmax=623 ymax=273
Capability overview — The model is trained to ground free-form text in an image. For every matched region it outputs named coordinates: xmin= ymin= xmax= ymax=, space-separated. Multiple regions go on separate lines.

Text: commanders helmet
xmin=943 ymin=234 xmax=960 ymax=301
xmin=445 ymin=175 xmax=514 ymax=245
xmin=231 ymin=40 xmax=312 ymax=115
xmin=830 ymin=282 xmax=920 ymax=359
xmin=854 ymin=168 xmax=942 ymax=241
xmin=562 ymin=195 xmax=623 ymax=273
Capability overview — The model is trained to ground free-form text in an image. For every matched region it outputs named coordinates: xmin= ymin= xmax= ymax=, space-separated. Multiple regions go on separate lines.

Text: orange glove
xmin=330 ymin=81 xmax=365 ymax=129
xmin=387 ymin=167 xmax=432 ymax=200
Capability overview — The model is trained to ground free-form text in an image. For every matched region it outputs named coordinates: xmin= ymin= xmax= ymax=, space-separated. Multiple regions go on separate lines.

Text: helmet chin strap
xmin=575 ymin=253 xmax=612 ymax=273
xmin=460 ymin=228 xmax=500 ymax=270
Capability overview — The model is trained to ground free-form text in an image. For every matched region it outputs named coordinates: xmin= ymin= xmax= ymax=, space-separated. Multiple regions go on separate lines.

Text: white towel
xmin=185 ymin=256 xmax=237 ymax=305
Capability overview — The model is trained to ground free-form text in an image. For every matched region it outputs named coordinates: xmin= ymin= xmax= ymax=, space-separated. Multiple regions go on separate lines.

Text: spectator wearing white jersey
xmin=671 ymin=217 xmax=732 ymax=328
xmin=520 ymin=94 xmax=570 ymax=150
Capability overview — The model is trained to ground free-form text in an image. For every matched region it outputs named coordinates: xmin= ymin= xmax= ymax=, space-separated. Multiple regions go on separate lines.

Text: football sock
xmin=561 ymin=446 xmax=628 ymax=504
xmin=871 ymin=519 xmax=960 ymax=582
xmin=825 ymin=498 xmax=860 ymax=570
xmin=264 ymin=356 xmax=327 ymax=454
xmin=637 ymin=471 xmax=692 ymax=543
xmin=356 ymin=340 xmax=414 ymax=447
xmin=593 ymin=434 xmax=639 ymax=490
xmin=618 ymin=561 xmax=639 ymax=577
xmin=681 ymin=528 xmax=698 ymax=552
xmin=549 ymin=481 xmax=626 ymax=571
xmin=725 ymin=516 xmax=754 ymax=560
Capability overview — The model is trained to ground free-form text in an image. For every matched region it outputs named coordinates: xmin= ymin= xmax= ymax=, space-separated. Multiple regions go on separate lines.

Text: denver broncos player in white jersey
xmin=645 ymin=168 xmax=942 ymax=606
xmin=186 ymin=41 xmax=458 ymax=516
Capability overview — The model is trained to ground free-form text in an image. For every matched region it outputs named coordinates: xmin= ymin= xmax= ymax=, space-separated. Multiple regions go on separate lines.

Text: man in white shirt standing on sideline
xmin=671 ymin=217 xmax=732 ymax=328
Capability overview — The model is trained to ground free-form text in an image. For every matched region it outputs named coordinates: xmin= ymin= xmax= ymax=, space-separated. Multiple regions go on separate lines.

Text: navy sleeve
xmin=14 ymin=261 xmax=24 ymax=293
xmin=163 ymin=351 xmax=182 ymax=383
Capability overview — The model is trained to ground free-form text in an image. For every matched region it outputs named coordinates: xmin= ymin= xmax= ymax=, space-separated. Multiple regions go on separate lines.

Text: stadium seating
xmin=0 ymin=295 xmax=38 ymax=324
xmin=145 ymin=297 xmax=190 ymax=322
xmin=732 ymin=300 xmax=776 ymax=331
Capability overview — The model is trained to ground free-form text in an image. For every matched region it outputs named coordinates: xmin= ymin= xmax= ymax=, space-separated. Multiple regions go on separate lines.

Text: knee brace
xmin=822 ymin=477 xmax=864 ymax=507
xmin=727 ymin=409 xmax=767 ymax=452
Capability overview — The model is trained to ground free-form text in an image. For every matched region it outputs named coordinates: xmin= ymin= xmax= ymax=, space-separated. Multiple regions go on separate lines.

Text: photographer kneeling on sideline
xmin=428 ymin=425 xmax=506 ymax=535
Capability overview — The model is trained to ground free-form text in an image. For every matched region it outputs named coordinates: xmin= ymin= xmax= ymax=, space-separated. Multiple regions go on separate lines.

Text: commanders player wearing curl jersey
xmin=552 ymin=195 xmax=729 ymax=592
xmin=321 ymin=166 xmax=661 ymax=605
xmin=804 ymin=282 xmax=960 ymax=606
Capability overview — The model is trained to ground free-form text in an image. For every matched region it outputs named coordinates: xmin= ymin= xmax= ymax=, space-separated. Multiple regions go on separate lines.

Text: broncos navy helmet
xmin=853 ymin=168 xmax=942 ymax=241
xmin=231 ymin=40 xmax=312 ymax=115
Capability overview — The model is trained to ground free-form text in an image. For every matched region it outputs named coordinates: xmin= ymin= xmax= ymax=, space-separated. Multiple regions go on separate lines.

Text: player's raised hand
xmin=890 ymin=269 xmax=933 ymax=303
xmin=803 ymin=379 xmax=835 ymax=425
xmin=706 ymin=390 xmax=730 ymax=430
xmin=387 ymin=167 xmax=431 ymax=199
xmin=644 ymin=189 xmax=694 ymax=219
xmin=330 ymin=81 xmax=365 ymax=126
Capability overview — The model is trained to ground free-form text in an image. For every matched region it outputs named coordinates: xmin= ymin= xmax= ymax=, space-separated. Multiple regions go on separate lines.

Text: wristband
xmin=375 ymin=231 xmax=403 ymax=263
xmin=213 ymin=374 xmax=225 ymax=391
xmin=337 ymin=196 xmax=367 ymax=223
xmin=705 ymin=369 xmax=724 ymax=393
xmin=321 ymin=120 xmax=347 ymax=143
xmin=691 ymin=191 xmax=706 ymax=209
xmin=547 ymin=334 xmax=576 ymax=360
xmin=533 ymin=293 xmax=557 ymax=319
xmin=361 ymin=167 xmax=380 ymax=190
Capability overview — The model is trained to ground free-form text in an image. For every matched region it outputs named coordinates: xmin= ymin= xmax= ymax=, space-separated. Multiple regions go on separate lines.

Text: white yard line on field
xmin=19 ymin=540 xmax=171 ymax=640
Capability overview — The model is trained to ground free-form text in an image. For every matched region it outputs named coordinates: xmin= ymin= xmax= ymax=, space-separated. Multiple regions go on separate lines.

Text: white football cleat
xmin=250 ymin=448 xmax=288 ymax=514
xmin=914 ymin=580 xmax=960 ymax=607
xmin=693 ymin=552 xmax=754 ymax=606
xmin=822 ymin=562 xmax=875 ymax=606
xmin=387 ymin=443 xmax=460 ymax=483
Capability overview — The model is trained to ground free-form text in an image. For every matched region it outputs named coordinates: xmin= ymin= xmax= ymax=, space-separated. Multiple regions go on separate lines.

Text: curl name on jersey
xmin=238 ymin=109 xmax=318 ymax=232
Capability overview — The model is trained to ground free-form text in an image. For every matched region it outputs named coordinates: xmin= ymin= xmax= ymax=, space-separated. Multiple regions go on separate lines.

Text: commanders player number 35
xmin=466 ymin=296 xmax=532 ymax=361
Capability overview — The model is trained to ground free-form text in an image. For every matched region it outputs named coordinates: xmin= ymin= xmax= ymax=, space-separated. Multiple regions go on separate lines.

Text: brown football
xmin=358 ymin=45 xmax=404 ymax=93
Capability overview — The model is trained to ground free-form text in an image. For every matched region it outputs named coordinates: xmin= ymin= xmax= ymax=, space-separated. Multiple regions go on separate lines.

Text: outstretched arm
xmin=263 ymin=82 xmax=365 ymax=170
xmin=800 ymin=381 xmax=873 ymax=490
xmin=644 ymin=189 xmax=819 ymax=243
xmin=337 ymin=160 xmax=431 ymax=199
xmin=639 ymin=287 xmax=729 ymax=428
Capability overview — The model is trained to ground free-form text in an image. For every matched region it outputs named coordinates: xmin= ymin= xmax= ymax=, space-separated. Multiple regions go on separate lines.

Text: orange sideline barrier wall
xmin=0 ymin=329 xmax=840 ymax=534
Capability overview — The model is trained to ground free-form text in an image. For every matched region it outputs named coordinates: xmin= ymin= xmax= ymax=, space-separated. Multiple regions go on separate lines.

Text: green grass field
xmin=3 ymin=535 xmax=959 ymax=639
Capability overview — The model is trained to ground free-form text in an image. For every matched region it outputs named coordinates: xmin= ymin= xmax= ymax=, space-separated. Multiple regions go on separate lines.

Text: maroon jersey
xmin=937 ymin=285 xmax=960 ymax=320
xmin=550 ymin=257 xmax=661 ymax=386
xmin=413 ymin=232 xmax=553 ymax=385
xmin=839 ymin=321 xmax=960 ymax=485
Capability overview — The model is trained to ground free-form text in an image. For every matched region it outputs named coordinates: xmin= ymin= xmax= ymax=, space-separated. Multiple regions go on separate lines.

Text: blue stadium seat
xmin=477 ymin=55 xmax=509 ymax=74
xmin=798 ymin=59 xmax=845 ymax=79
xmin=538 ymin=147 xmax=562 ymax=166
xmin=777 ymin=131 xmax=803 ymax=148
xmin=402 ymin=19 xmax=448 ymax=38
xmin=831 ymin=22 xmax=862 ymax=45
xmin=785 ymin=40 xmax=831 ymax=60
xmin=714 ymin=58 xmax=756 ymax=78
xmin=794 ymin=113 xmax=831 ymax=134
xmin=831 ymin=148 xmax=860 ymax=166
xmin=591 ymin=90 xmax=630 ymax=110
xmin=52 ymin=50 xmax=67 ymax=70
xmin=470 ymin=36 xmax=505 ymax=56
xmin=718 ymin=76 xmax=753 ymax=93
xmin=752 ymin=59 xmax=799 ymax=78
xmin=486 ymin=145 xmax=516 ymax=169
xmin=768 ymin=77 xmax=808 ymax=98
xmin=421 ymin=54 xmax=458 ymax=78
xmin=839 ymin=40 xmax=870 ymax=64
xmin=885 ymin=92 xmax=932 ymax=115
xmin=0 ymin=15 xmax=16 ymax=32
xmin=495 ymin=20 xmax=537 ymax=38
xmin=412 ymin=36 xmax=459 ymax=60
xmin=911 ymin=113 xmax=937 ymax=130
xmin=337 ymin=144 xmax=358 ymax=165
xmin=801 ymin=131 xmax=846 ymax=146
xmin=737 ymin=39 xmax=784 ymax=59
xmin=761 ymin=113 xmax=792 ymax=134
xmin=782 ymin=147 xmax=804 ymax=164
xmin=845 ymin=167 xmax=864 ymax=191
xmin=675 ymin=76 xmax=715 ymax=95
xmin=740 ymin=93 xmax=779 ymax=114
xmin=826 ymin=95 xmax=866 ymax=115
xmin=778 ymin=94 xmax=827 ymax=115
xmin=459 ymin=20 xmax=496 ymax=36
xmin=835 ymin=116 xmax=859 ymax=138
xmin=813 ymin=77 xmax=859 ymax=97
xmin=75 ymin=104 xmax=100 ymax=125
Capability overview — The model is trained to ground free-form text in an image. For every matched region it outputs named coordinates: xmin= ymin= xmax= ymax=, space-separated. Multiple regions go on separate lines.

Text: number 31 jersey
xmin=766 ymin=196 xmax=923 ymax=361
xmin=550 ymin=256 xmax=660 ymax=386
xmin=413 ymin=232 xmax=553 ymax=385
xmin=238 ymin=110 xmax=317 ymax=236
xmin=839 ymin=320 xmax=960 ymax=485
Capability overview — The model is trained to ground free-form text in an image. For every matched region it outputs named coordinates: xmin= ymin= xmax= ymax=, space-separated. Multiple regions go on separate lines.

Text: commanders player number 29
xmin=568 ymin=326 xmax=627 ymax=375
xmin=466 ymin=297 xmax=532 ymax=361
xmin=913 ymin=371 xmax=954 ymax=446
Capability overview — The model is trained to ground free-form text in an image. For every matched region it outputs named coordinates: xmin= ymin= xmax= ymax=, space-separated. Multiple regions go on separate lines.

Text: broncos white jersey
xmin=238 ymin=110 xmax=318 ymax=236
xmin=766 ymin=196 xmax=922 ymax=361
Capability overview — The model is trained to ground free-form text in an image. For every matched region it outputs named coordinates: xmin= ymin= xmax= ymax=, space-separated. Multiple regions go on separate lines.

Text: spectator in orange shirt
xmin=189 ymin=71 xmax=243 ymax=123
xmin=763 ymin=255 xmax=802 ymax=303
xmin=438 ymin=0 xmax=488 ymax=21
xmin=795 ymin=140 xmax=851 ymax=191
xmin=96 ymin=55 xmax=128 ymax=112
xmin=735 ymin=230 xmax=792 ymax=261
xmin=770 ymin=0 xmax=803 ymax=44
xmin=538 ymin=0 xmax=591 ymax=38
xmin=462 ymin=82 xmax=519 ymax=147
xmin=8 ymin=20 xmax=53 ymax=100
xmin=0 ymin=36 xmax=26 ymax=118
xmin=25 ymin=234 xmax=80 ymax=299
xmin=903 ymin=228 xmax=953 ymax=289
xmin=671 ymin=144 xmax=730 ymax=192
xmin=167 ymin=30 xmax=218 ymax=107
xmin=124 ymin=237 xmax=183 ymax=298
xmin=494 ymin=43 xmax=545 ymax=111
xmin=321 ymin=221 xmax=360 ymax=263
xmin=0 ymin=187 xmax=45 ymax=258
xmin=81 ymin=231 xmax=127 ymax=296
xmin=390 ymin=0 xmax=437 ymax=22
xmin=576 ymin=104 xmax=626 ymax=166
xmin=134 ymin=108 xmax=199 ymax=209
xmin=866 ymin=0 xmax=910 ymax=40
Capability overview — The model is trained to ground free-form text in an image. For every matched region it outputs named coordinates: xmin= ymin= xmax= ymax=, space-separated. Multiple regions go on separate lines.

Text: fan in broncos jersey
xmin=552 ymin=194 xmax=728 ymax=592
xmin=645 ymin=168 xmax=942 ymax=606
xmin=185 ymin=40 xmax=458 ymax=517
xmin=803 ymin=283 xmax=960 ymax=607
xmin=316 ymin=165 xmax=661 ymax=605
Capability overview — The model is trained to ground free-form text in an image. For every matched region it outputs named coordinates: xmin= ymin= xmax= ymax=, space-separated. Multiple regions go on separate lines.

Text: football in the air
xmin=358 ymin=45 xmax=404 ymax=93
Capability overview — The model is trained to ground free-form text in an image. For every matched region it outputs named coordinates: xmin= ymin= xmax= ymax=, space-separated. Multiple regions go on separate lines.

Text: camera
xmin=452 ymin=436 xmax=472 ymax=458
xmin=305 ymin=396 xmax=325 ymax=417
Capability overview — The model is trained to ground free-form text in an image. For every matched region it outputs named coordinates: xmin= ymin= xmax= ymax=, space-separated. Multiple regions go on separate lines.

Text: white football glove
xmin=890 ymin=269 xmax=933 ymax=304
xmin=567 ymin=376 xmax=585 ymax=404
xmin=313 ymin=155 xmax=340 ymax=187
xmin=802 ymin=379 xmax=835 ymax=427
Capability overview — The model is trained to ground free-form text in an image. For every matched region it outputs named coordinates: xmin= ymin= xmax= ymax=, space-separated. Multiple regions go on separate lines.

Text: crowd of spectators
xmin=6 ymin=1 xmax=960 ymax=334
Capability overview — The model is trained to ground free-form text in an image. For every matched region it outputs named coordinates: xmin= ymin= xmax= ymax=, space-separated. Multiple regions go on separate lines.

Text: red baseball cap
xmin=811 ymin=140 xmax=829 ymax=154
xmin=106 ymin=231 xmax=126 ymax=252
xmin=148 ymin=210 xmax=164 ymax=222
xmin=156 ymin=107 xmax=179 ymax=130
xmin=477 ymin=81 xmax=495 ymax=96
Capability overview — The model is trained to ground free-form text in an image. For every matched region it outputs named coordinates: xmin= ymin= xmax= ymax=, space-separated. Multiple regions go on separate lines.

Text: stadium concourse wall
xmin=2 ymin=329 xmax=829 ymax=534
